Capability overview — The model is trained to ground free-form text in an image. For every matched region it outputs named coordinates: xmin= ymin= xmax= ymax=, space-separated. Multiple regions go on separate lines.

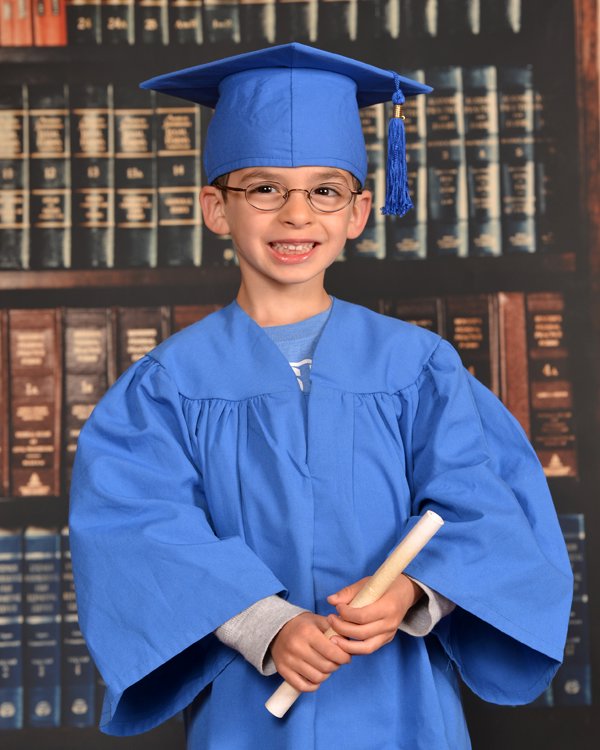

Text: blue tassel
xmin=381 ymin=74 xmax=413 ymax=217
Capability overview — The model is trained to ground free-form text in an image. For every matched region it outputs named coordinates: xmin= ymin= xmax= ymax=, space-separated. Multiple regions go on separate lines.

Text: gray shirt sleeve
xmin=399 ymin=577 xmax=456 ymax=637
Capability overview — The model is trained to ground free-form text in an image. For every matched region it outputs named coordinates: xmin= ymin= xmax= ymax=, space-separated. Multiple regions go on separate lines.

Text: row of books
xmin=0 ymin=290 xmax=579 ymax=504
xmin=0 ymin=0 xmax=535 ymax=48
xmin=0 ymin=512 xmax=591 ymax=732
xmin=0 ymin=64 xmax=564 ymax=269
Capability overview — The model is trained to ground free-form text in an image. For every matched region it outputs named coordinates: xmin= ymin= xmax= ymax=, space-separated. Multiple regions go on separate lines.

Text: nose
xmin=278 ymin=189 xmax=314 ymax=225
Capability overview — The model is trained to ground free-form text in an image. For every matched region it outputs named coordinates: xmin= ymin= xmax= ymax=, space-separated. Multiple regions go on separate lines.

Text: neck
xmin=236 ymin=280 xmax=332 ymax=327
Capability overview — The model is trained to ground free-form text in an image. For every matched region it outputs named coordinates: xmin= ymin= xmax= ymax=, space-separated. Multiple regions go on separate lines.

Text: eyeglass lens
xmin=244 ymin=182 xmax=354 ymax=212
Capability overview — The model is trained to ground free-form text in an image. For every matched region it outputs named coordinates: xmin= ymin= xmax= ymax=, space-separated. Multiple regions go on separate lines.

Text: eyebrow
xmin=239 ymin=169 xmax=350 ymax=184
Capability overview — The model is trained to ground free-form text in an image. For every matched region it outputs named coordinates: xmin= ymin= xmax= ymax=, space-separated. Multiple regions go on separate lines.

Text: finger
xmin=327 ymin=613 xmax=389 ymax=641
xmin=331 ymin=634 xmax=392 ymax=656
xmin=335 ymin=600 xmax=389 ymax=625
xmin=327 ymin=577 xmax=370 ymax=606
xmin=278 ymin=667 xmax=321 ymax=694
xmin=311 ymin=635 xmax=353 ymax=666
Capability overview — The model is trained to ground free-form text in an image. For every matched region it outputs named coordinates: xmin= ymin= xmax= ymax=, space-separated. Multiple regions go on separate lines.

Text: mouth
xmin=268 ymin=241 xmax=319 ymax=264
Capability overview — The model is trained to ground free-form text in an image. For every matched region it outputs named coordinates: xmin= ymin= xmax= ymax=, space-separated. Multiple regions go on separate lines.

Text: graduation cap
xmin=140 ymin=43 xmax=432 ymax=217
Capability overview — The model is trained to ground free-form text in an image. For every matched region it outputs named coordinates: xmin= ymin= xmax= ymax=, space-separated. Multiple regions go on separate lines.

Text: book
xmin=399 ymin=0 xmax=437 ymax=37
xmin=497 ymin=291 xmax=530 ymax=436
xmin=62 ymin=308 xmax=115 ymax=493
xmin=8 ymin=308 xmax=62 ymax=497
xmin=347 ymin=104 xmax=386 ymax=259
xmin=317 ymin=0 xmax=355 ymax=41
xmin=498 ymin=65 xmax=536 ymax=253
xmin=169 ymin=0 xmax=203 ymax=42
xmin=436 ymin=0 xmax=479 ymax=35
xmin=387 ymin=68 xmax=427 ymax=260
xmin=554 ymin=514 xmax=592 ymax=706
xmin=23 ymin=526 xmax=61 ymax=728
xmin=533 ymin=81 xmax=562 ymax=254
xmin=0 ymin=84 xmax=29 ymax=270
xmin=70 ymin=83 xmax=115 ymax=269
xmin=60 ymin=526 xmax=96 ymax=726
xmin=33 ymin=0 xmax=68 ymax=45
xmin=101 ymin=0 xmax=134 ymax=43
xmin=9 ymin=0 xmax=34 ymax=44
xmin=356 ymin=0 xmax=395 ymax=41
xmin=28 ymin=83 xmax=72 ymax=269
xmin=0 ymin=527 xmax=23 ymax=730
xmin=0 ymin=311 xmax=8 ymax=497
xmin=155 ymin=93 xmax=202 ymax=266
xmin=480 ymin=0 xmax=521 ymax=35
xmin=238 ymin=0 xmax=274 ymax=43
xmin=525 ymin=292 xmax=578 ymax=478
xmin=463 ymin=65 xmax=502 ymax=257
xmin=275 ymin=0 xmax=316 ymax=42
xmin=113 ymin=86 xmax=157 ymax=268
xmin=171 ymin=304 xmax=221 ymax=332
xmin=425 ymin=66 xmax=468 ymax=257
xmin=442 ymin=293 xmax=499 ymax=394
xmin=202 ymin=0 xmax=240 ymax=43
xmin=66 ymin=0 xmax=102 ymax=43
xmin=115 ymin=306 xmax=170 ymax=375
xmin=380 ymin=296 xmax=443 ymax=333
xmin=135 ymin=0 xmax=168 ymax=43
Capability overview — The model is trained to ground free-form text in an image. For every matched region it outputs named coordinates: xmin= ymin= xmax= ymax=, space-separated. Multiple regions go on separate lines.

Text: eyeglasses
xmin=215 ymin=180 xmax=362 ymax=213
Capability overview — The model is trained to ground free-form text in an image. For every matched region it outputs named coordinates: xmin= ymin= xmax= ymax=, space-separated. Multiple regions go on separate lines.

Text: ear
xmin=200 ymin=185 xmax=231 ymax=236
xmin=345 ymin=188 xmax=373 ymax=240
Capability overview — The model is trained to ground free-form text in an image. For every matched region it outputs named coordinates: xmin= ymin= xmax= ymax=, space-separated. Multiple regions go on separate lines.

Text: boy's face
xmin=200 ymin=166 xmax=372 ymax=292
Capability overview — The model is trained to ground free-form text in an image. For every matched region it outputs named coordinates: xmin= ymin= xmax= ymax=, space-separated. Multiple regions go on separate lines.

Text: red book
xmin=1 ymin=0 xmax=15 ymax=45
xmin=10 ymin=0 xmax=34 ymax=45
xmin=33 ymin=0 xmax=67 ymax=45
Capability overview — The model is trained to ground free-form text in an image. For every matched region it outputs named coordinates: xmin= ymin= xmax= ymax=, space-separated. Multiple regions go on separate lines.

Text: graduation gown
xmin=69 ymin=298 xmax=573 ymax=750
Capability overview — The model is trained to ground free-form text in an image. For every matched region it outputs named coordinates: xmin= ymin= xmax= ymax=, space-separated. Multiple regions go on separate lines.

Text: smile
xmin=270 ymin=242 xmax=316 ymax=254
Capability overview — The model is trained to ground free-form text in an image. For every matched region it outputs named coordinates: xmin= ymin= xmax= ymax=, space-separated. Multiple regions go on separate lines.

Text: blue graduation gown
xmin=69 ymin=298 xmax=573 ymax=749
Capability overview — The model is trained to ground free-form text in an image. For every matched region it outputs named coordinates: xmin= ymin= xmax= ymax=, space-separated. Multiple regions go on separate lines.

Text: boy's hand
xmin=325 ymin=574 xmax=424 ymax=655
xmin=270 ymin=612 xmax=352 ymax=693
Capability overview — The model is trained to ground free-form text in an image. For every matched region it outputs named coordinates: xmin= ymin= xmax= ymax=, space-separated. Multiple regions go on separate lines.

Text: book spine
xmin=202 ymin=0 xmax=240 ymax=43
xmin=317 ymin=0 xmax=355 ymax=41
xmin=156 ymin=95 xmax=201 ymax=267
xmin=387 ymin=68 xmax=427 ymax=260
xmin=60 ymin=526 xmax=95 ymax=726
xmin=0 ymin=528 xmax=24 ymax=730
xmin=135 ymin=0 xmax=169 ymax=43
xmin=62 ymin=308 xmax=113 ymax=493
xmin=8 ymin=308 xmax=62 ymax=497
xmin=356 ymin=0 xmax=392 ymax=41
xmin=479 ymin=0 xmax=521 ymax=35
xmin=169 ymin=0 xmax=202 ymax=41
xmin=171 ymin=304 xmax=221 ymax=332
xmin=442 ymin=293 xmax=499 ymax=394
xmin=497 ymin=291 xmax=530 ymax=436
xmin=66 ymin=0 xmax=102 ymax=43
xmin=0 ymin=0 xmax=14 ymax=45
xmin=346 ymin=104 xmax=385 ymax=259
xmin=33 ymin=0 xmax=67 ymax=45
xmin=381 ymin=296 xmax=443 ymax=333
xmin=23 ymin=526 xmax=61 ymax=728
xmin=534 ymin=82 xmax=561 ymax=254
xmin=525 ymin=291 xmax=578 ymax=478
xmin=0 ymin=84 xmax=30 ymax=270
xmin=399 ymin=0 xmax=437 ymax=38
xmin=116 ymin=306 xmax=170 ymax=375
xmin=463 ymin=65 xmax=501 ymax=257
xmin=426 ymin=66 xmax=468 ymax=257
xmin=554 ymin=514 xmax=592 ymax=706
xmin=498 ymin=65 xmax=536 ymax=253
xmin=12 ymin=0 xmax=34 ymax=44
xmin=238 ymin=0 xmax=274 ymax=43
xmin=0 ymin=312 xmax=9 ymax=497
xmin=70 ymin=83 xmax=114 ymax=269
xmin=28 ymin=83 xmax=71 ymax=269
xmin=275 ymin=0 xmax=316 ymax=42
xmin=436 ymin=0 xmax=479 ymax=36
xmin=101 ymin=0 xmax=134 ymax=43
xmin=114 ymin=87 xmax=157 ymax=268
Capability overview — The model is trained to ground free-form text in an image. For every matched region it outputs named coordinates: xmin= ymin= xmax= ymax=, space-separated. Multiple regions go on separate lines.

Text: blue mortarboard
xmin=140 ymin=43 xmax=432 ymax=216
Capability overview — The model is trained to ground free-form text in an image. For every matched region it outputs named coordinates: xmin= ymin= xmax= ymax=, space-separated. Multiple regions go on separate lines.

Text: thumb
xmin=327 ymin=577 xmax=369 ymax=605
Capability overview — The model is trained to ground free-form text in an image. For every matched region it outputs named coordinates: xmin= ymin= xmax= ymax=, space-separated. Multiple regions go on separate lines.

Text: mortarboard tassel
xmin=381 ymin=73 xmax=413 ymax=217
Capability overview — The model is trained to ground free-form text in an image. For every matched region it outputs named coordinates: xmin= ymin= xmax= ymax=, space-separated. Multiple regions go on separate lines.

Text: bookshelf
xmin=1 ymin=1 xmax=598 ymax=747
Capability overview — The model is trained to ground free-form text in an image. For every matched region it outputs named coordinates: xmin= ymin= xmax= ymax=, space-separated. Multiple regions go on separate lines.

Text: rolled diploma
xmin=265 ymin=510 xmax=444 ymax=718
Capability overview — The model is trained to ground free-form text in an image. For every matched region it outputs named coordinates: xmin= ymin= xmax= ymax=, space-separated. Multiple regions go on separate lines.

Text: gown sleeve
xmin=69 ymin=355 xmax=287 ymax=736
xmin=401 ymin=338 xmax=573 ymax=705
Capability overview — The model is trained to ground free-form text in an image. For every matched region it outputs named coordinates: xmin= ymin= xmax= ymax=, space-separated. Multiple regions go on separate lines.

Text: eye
xmin=312 ymin=183 xmax=345 ymax=198
xmin=247 ymin=182 xmax=283 ymax=195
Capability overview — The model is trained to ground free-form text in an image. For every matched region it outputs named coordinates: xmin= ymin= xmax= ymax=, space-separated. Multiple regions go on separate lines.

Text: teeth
xmin=271 ymin=242 xmax=315 ymax=254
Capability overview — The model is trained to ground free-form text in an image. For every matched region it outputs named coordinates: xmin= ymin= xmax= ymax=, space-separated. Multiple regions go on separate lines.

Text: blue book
xmin=23 ymin=527 xmax=61 ymax=728
xmin=0 ymin=528 xmax=24 ymax=730
xmin=61 ymin=527 xmax=95 ymax=727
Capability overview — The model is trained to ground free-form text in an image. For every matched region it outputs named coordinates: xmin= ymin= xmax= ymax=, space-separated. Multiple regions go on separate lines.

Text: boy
xmin=69 ymin=44 xmax=573 ymax=749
